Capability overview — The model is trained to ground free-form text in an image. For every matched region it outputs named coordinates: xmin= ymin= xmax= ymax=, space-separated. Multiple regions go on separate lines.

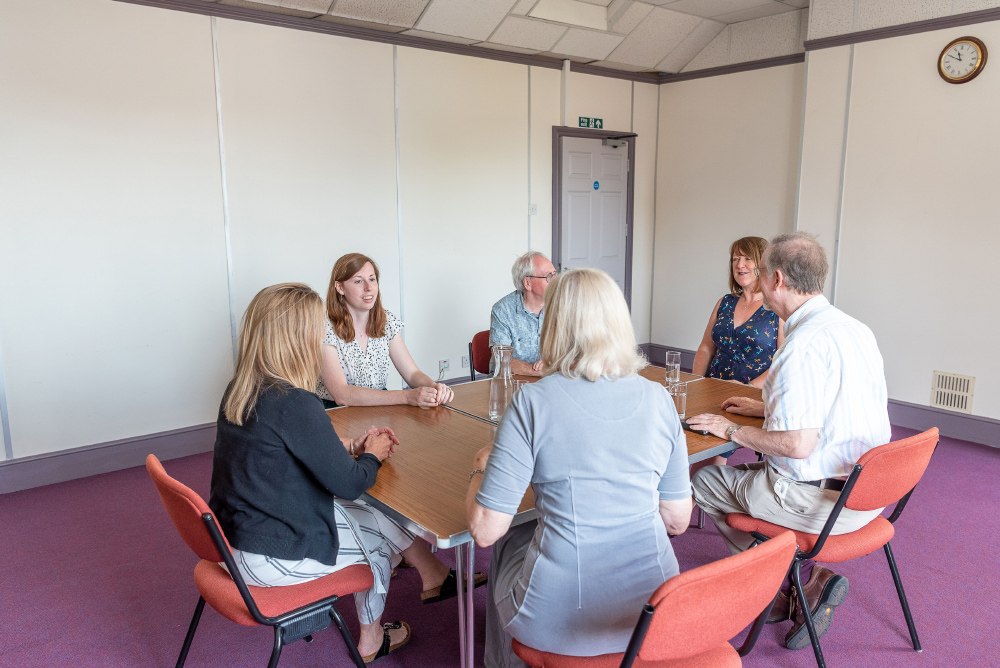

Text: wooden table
xmin=327 ymin=369 xmax=763 ymax=668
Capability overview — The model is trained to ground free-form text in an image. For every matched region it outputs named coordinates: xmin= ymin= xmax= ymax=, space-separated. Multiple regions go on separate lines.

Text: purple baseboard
xmin=0 ymin=423 xmax=216 ymax=495
xmin=644 ymin=343 xmax=999 ymax=448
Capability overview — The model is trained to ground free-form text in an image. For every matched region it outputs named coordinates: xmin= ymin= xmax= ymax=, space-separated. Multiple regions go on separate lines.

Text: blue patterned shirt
xmin=489 ymin=291 xmax=544 ymax=365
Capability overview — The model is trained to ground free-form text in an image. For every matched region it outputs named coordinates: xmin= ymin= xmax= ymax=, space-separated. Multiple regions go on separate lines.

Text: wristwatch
xmin=725 ymin=425 xmax=743 ymax=440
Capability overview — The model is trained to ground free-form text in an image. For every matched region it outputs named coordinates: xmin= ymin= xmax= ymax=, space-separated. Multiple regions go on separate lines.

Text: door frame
xmin=551 ymin=125 xmax=637 ymax=308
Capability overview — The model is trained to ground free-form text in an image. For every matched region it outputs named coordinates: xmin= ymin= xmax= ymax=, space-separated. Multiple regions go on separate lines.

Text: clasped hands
xmin=348 ymin=425 xmax=400 ymax=461
xmin=685 ymin=396 xmax=764 ymax=440
xmin=408 ymin=383 xmax=455 ymax=408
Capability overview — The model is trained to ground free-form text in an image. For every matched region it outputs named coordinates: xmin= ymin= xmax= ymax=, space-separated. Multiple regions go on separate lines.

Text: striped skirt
xmin=229 ymin=498 xmax=416 ymax=624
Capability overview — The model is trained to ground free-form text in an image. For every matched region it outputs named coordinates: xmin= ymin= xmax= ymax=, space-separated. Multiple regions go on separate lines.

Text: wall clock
xmin=938 ymin=36 xmax=987 ymax=84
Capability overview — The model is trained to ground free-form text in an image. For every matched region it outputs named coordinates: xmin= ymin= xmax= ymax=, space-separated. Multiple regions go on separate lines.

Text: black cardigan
xmin=208 ymin=383 xmax=382 ymax=566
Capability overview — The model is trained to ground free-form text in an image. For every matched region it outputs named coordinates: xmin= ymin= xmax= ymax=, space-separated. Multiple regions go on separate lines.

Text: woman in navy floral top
xmin=692 ymin=237 xmax=784 ymax=465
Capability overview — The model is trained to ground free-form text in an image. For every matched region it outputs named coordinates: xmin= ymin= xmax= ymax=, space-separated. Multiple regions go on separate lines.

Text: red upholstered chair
xmin=512 ymin=531 xmax=798 ymax=668
xmin=469 ymin=330 xmax=492 ymax=381
xmin=725 ymin=428 xmax=939 ymax=668
xmin=146 ymin=455 xmax=373 ymax=668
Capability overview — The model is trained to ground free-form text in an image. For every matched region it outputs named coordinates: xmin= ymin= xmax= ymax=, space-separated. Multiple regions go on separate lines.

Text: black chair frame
xmin=175 ymin=513 xmax=366 ymax=668
xmin=749 ymin=448 xmax=935 ymax=668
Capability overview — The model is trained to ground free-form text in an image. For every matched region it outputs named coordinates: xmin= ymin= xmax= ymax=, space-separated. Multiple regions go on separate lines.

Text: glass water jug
xmin=488 ymin=345 xmax=514 ymax=421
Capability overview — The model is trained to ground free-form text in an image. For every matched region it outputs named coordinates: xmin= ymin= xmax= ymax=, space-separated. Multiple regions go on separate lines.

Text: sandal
xmin=421 ymin=569 xmax=488 ymax=604
xmin=361 ymin=621 xmax=411 ymax=664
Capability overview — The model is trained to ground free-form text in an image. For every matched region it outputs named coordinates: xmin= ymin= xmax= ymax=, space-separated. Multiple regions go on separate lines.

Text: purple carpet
xmin=0 ymin=426 xmax=996 ymax=668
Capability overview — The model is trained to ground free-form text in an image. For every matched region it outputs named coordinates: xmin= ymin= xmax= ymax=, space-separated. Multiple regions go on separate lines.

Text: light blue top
xmin=489 ymin=291 xmax=544 ymax=365
xmin=476 ymin=372 xmax=690 ymax=656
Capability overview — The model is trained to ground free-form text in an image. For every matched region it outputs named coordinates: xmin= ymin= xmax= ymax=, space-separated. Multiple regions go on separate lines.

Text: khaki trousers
xmin=691 ymin=462 xmax=883 ymax=555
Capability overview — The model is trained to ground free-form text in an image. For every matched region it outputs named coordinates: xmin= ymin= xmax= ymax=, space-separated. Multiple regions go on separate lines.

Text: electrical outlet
xmin=439 ymin=359 xmax=450 ymax=374
xmin=528 ymin=203 xmax=538 ymax=215
xmin=461 ymin=355 xmax=469 ymax=368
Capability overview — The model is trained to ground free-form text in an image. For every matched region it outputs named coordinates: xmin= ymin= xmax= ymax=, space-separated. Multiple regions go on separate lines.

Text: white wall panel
xmin=215 ymin=20 xmax=401 ymax=389
xmin=529 ymin=66 xmax=562 ymax=256
xmin=0 ymin=0 xmax=232 ymax=457
xmin=568 ymin=72 xmax=633 ymax=132
xmin=396 ymin=48 xmax=529 ymax=381
xmin=831 ymin=25 xmax=1000 ymax=417
xmin=630 ymin=82 xmax=659 ymax=344
xmin=651 ymin=65 xmax=803 ymax=351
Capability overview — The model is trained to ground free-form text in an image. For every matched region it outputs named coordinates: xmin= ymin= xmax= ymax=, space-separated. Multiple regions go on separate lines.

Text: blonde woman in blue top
xmin=692 ymin=236 xmax=784 ymax=469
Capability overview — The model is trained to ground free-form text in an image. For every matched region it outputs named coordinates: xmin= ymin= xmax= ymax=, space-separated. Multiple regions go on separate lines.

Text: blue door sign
xmin=593 ymin=181 xmax=599 ymax=190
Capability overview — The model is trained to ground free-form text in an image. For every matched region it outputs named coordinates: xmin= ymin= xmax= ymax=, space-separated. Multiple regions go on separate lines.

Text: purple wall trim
xmin=657 ymin=53 xmax=805 ymax=84
xmin=0 ymin=423 xmax=216 ymax=495
xmin=648 ymin=343 xmax=999 ymax=448
xmin=112 ymin=0 xmax=662 ymax=84
xmin=805 ymin=7 xmax=1000 ymax=52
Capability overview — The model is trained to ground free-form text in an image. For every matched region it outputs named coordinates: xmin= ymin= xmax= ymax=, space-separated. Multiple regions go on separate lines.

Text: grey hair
xmin=512 ymin=251 xmax=548 ymax=293
xmin=763 ymin=232 xmax=828 ymax=295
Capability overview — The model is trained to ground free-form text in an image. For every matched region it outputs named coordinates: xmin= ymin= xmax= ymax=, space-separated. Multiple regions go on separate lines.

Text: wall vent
xmin=930 ymin=371 xmax=975 ymax=414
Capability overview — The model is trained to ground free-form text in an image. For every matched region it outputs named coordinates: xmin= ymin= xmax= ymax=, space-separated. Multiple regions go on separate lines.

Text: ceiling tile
xmin=488 ymin=16 xmax=568 ymax=50
xmin=729 ymin=8 xmax=801 ymax=62
xmin=681 ymin=25 xmax=729 ymax=70
xmin=609 ymin=1 xmax=654 ymax=32
xmin=806 ymin=0 xmax=853 ymax=40
xmin=328 ymin=0 xmax=429 ymax=27
xmin=415 ymin=0 xmax=519 ymax=41
xmin=475 ymin=41 xmax=542 ymax=54
xmin=510 ymin=0 xmax=540 ymax=14
xmin=956 ymin=0 xmax=1000 ymax=11
xmin=551 ymin=27 xmax=625 ymax=59
xmin=605 ymin=6 xmax=702 ymax=66
xmin=855 ymin=0 xmax=951 ymax=32
xmin=317 ymin=13 xmax=408 ymax=29
xmin=577 ymin=0 xmax=614 ymax=5
xmin=655 ymin=18 xmax=725 ymax=71
xmin=218 ymin=0 xmax=324 ymax=17
xmin=401 ymin=28 xmax=479 ymax=44
xmin=781 ymin=0 xmax=809 ymax=7
xmin=664 ymin=0 xmax=773 ymax=19
xmin=714 ymin=2 xmax=798 ymax=23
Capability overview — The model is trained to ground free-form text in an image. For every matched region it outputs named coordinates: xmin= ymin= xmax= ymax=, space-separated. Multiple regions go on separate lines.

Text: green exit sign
xmin=578 ymin=116 xmax=603 ymax=129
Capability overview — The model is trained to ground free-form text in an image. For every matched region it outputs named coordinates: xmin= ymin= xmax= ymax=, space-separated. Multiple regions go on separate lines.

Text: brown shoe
xmin=767 ymin=591 xmax=791 ymax=624
xmin=784 ymin=566 xmax=849 ymax=650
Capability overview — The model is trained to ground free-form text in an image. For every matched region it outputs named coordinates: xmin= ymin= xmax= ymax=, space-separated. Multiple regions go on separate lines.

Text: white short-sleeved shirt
xmin=316 ymin=311 xmax=403 ymax=401
xmin=763 ymin=295 xmax=891 ymax=481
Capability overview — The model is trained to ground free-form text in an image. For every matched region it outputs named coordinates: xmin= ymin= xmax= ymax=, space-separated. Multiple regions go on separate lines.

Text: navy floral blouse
xmin=708 ymin=294 xmax=779 ymax=384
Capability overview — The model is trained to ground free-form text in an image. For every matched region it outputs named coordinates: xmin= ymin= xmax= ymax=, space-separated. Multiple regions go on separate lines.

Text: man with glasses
xmin=489 ymin=251 xmax=556 ymax=377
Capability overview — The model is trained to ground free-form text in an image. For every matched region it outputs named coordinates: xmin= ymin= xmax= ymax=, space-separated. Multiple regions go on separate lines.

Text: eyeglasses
xmin=526 ymin=272 xmax=557 ymax=282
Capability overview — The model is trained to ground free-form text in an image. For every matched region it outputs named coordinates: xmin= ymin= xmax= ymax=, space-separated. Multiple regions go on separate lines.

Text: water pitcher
xmin=489 ymin=345 xmax=514 ymax=421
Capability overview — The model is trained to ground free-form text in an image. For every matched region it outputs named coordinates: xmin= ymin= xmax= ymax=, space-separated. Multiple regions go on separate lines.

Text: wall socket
xmin=528 ymin=203 xmax=538 ymax=215
xmin=461 ymin=355 xmax=469 ymax=368
xmin=439 ymin=359 xmax=450 ymax=374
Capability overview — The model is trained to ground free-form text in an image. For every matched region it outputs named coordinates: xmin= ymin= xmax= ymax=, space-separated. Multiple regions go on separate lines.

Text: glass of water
xmin=668 ymin=381 xmax=687 ymax=420
xmin=665 ymin=351 xmax=682 ymax=386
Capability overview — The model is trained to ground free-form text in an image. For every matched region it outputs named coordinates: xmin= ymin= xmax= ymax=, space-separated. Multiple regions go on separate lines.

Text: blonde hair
xmin=540 ymin=268 xmax=646 ymax=382
xmin=327 ymin=253 xmax=387 ymax=342
xmin=223 ymin=283 xmax=325 ymax=426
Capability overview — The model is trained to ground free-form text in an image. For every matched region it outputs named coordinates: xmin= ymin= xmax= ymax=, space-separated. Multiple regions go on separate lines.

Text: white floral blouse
xmin=316 ymin=311 xmax=403 ymax=401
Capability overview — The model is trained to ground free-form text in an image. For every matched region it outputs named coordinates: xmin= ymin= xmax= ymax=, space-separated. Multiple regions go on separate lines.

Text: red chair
xmin=512 ymin=530 xmax=797 ymax=668
xmin=725 ymin=428 xmax=939 ymax=668
xmin=146 ymin=454 xmax=373 ymax=668
xmin=469 ymin=330 xmax=491 ymax=381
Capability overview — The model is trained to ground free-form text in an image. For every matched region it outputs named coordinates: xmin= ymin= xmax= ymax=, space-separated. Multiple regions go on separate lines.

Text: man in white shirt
xmin=687 ymin=232 xmax=891 ymax=651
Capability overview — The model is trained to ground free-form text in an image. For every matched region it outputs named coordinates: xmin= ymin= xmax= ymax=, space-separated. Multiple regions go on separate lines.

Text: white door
xmin=560 ymin=136 xmax=629 ymax=292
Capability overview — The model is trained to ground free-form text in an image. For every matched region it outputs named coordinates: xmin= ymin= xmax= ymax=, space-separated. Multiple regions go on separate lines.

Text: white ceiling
xmin=209 ymin=0 xmax=810 ymax=73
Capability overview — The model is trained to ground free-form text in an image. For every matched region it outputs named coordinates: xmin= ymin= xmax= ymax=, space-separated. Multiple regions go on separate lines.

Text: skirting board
xmin=644 ymin=343 xmax=999 ymax=448
xmin=0 ymin=423 xmax=216 ymax=495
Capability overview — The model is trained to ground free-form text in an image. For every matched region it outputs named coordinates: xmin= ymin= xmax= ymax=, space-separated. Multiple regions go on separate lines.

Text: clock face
xmin=939 ymin=37 xmax=987 ymax=83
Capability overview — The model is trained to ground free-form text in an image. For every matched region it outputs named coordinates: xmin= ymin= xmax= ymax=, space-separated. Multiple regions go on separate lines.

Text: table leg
xmin=455 ymin=545 xmax=467 ymax=668
xmin=466 ymin=542 xmax=476 ymax=668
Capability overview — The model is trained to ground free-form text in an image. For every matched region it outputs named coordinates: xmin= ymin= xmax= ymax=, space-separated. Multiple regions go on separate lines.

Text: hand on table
xmin=362 ymin=431 xmax=396 ymax=461
xmin=408 ymin=386 xmax=441 ymax=407
xmin=531 ymin=360 xmax=544 ymax=374
xmin=721 ymin=396 xmax=765 ymax=417
xmin=434 ymin=383 xmax=454 ymax=405
xmin=685 ymin=413 xmax=736 ymax=441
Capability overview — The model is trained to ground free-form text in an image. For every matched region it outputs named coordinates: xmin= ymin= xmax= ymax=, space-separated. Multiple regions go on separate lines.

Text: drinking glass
xmin=665 ymin=351 xmax=682 ymax=386
xmin=668 ymin=381 xmax=687 ymax=420
xmin=512 ymin=380 xmax=527 ymax=396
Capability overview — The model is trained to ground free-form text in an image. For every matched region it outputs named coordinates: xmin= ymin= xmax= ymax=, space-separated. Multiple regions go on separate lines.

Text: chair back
xmin=471 ymin=330 xmax=492 ymax=376
xmin=638 ymin=531 xmax=796 ymax=662
xmin=146 ymin=454 xmax=228 ymax=563
xmin=846 ymin=428 xmax=938 ymax=512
